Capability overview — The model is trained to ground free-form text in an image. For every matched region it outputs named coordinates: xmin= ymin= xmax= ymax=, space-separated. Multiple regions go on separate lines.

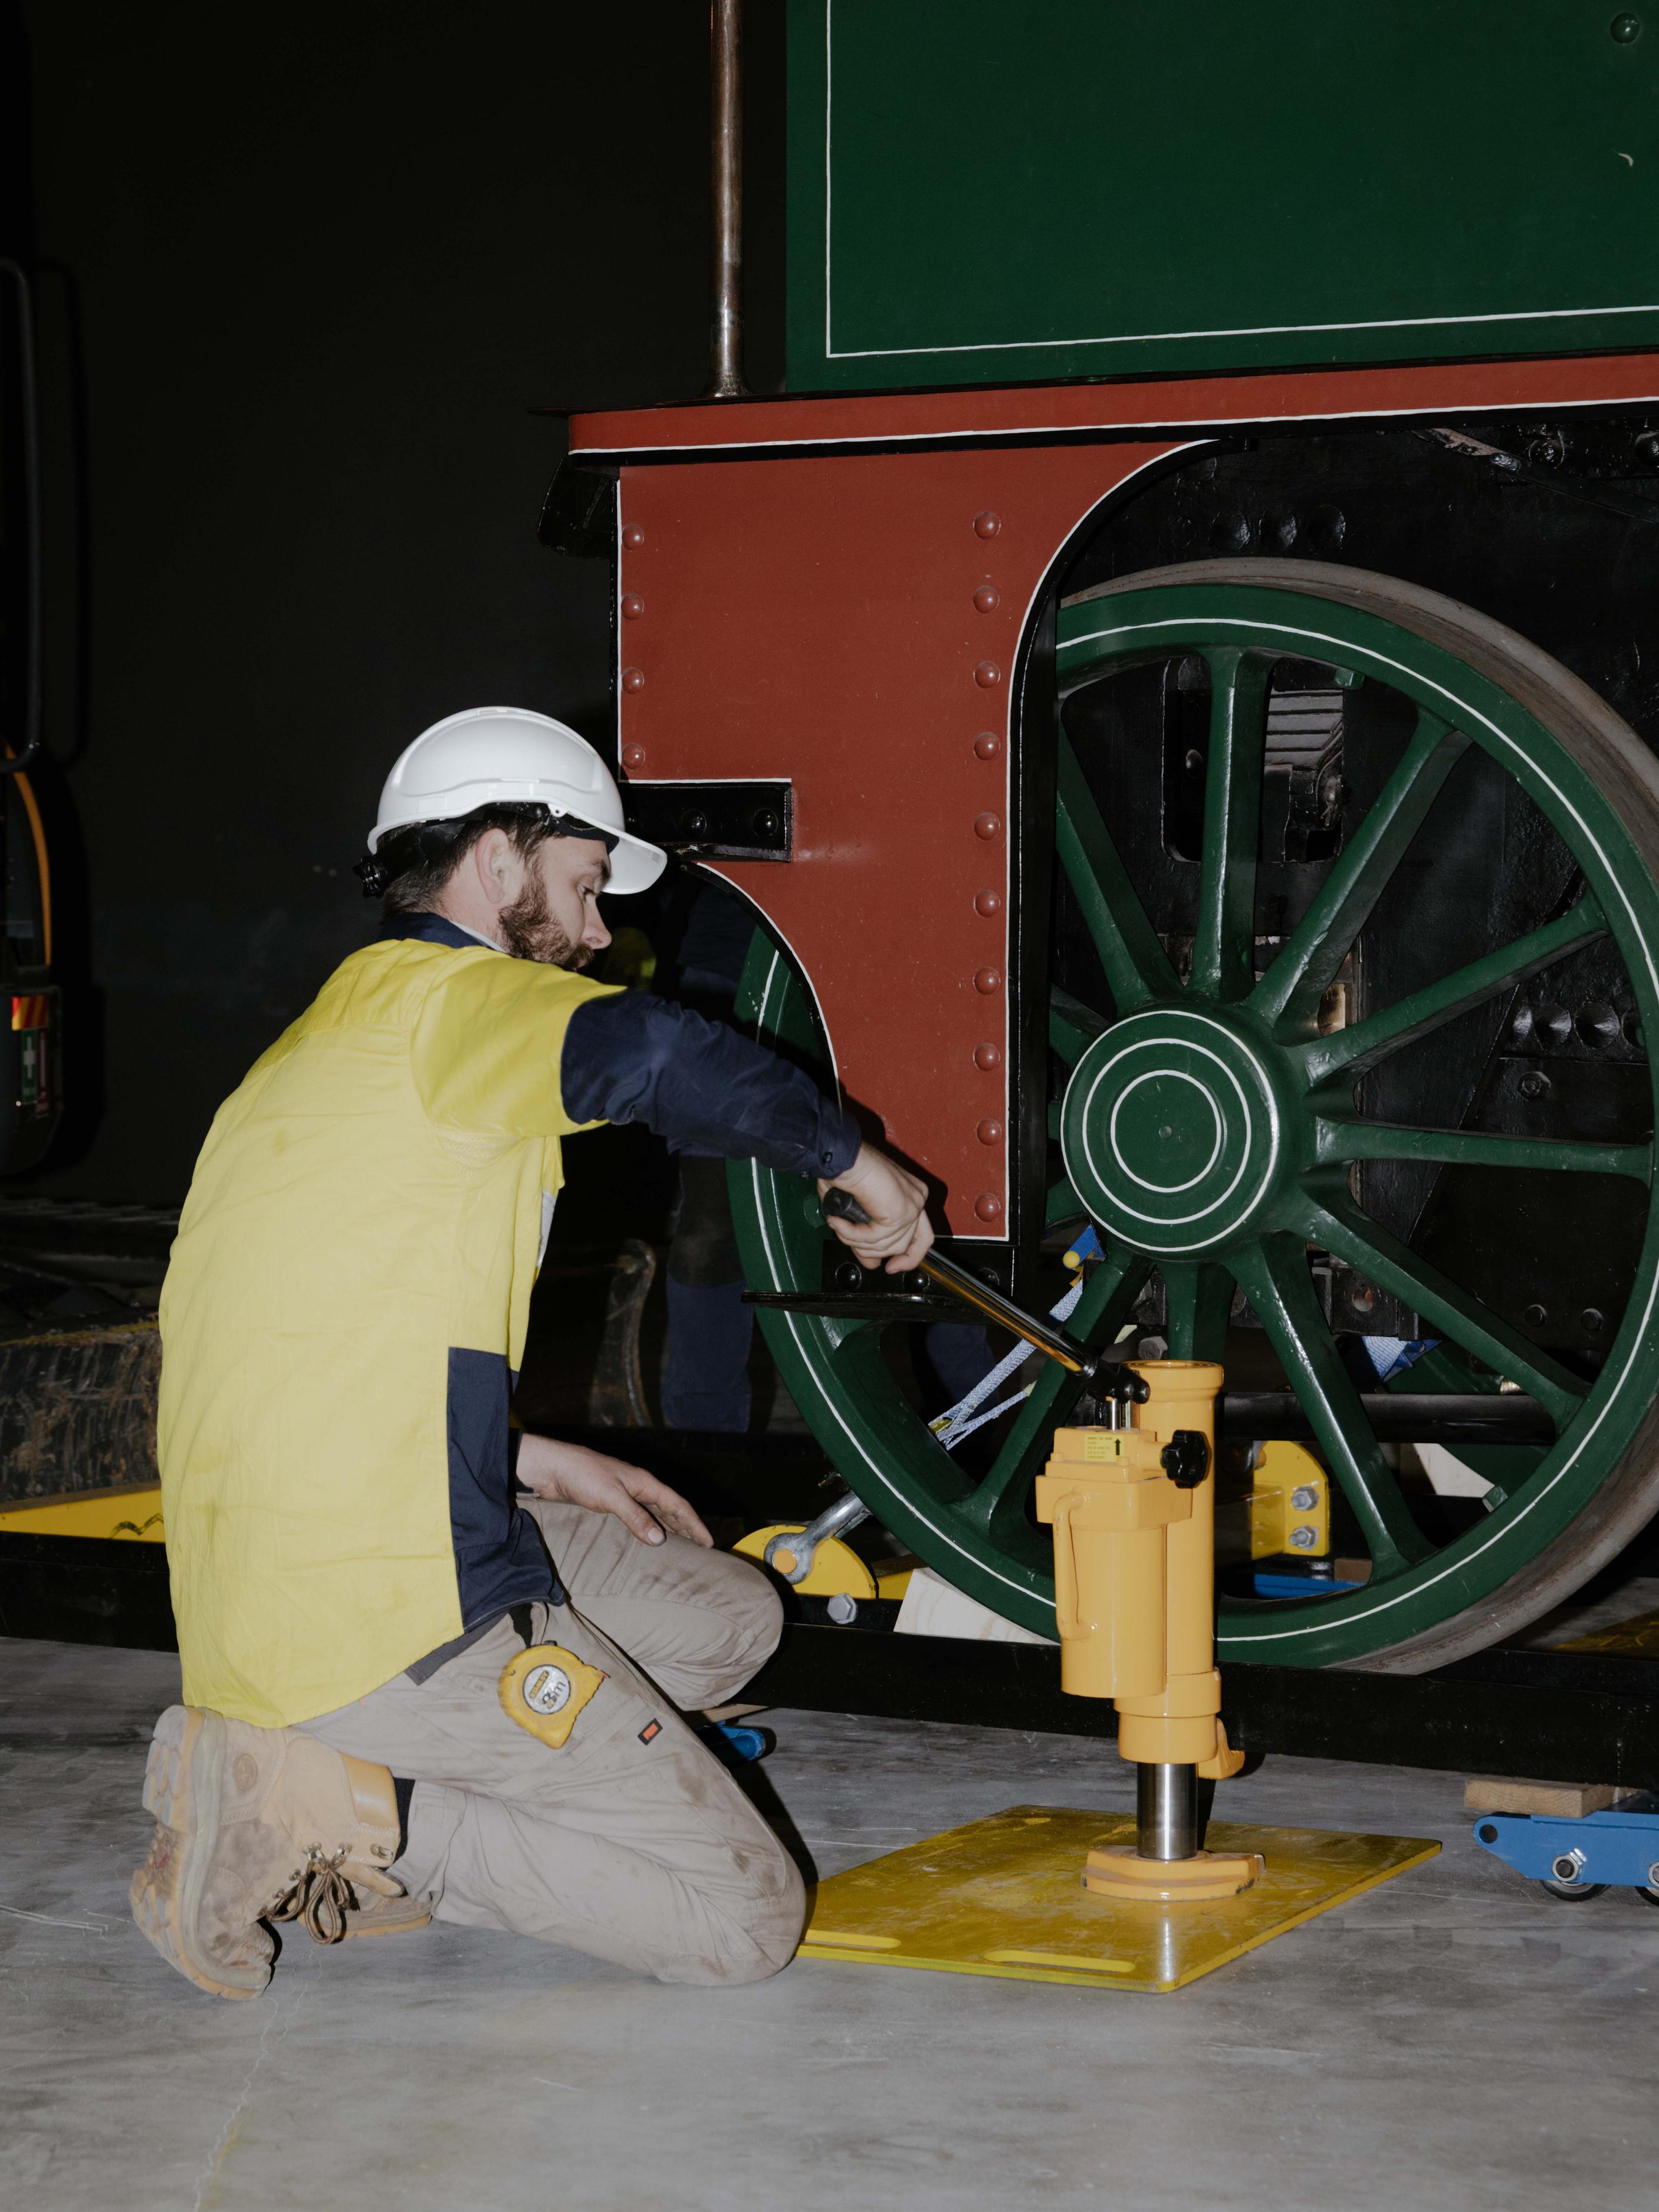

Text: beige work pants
xmin=297 ymin=1500 xmax=804 ymax=1986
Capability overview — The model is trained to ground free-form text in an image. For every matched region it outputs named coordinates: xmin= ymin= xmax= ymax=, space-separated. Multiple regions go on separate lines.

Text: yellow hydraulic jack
xmin=1035 ymin=1360 xmax=1263 ymax=1904
xmin=794 ymin=1230 xmax=1440 ymax=1992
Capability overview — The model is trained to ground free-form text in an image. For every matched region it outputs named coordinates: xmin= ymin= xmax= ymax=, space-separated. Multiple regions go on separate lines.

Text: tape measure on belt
xmin=498 ymin=1643 xmax=607 ymax=1748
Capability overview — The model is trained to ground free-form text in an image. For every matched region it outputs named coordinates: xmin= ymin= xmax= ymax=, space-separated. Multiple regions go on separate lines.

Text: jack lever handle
xmin=819 ymin=1186 xmax=1147 ymax=1399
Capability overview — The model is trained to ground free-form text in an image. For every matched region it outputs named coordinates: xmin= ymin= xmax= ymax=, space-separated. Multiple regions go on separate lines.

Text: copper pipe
xmin=705 ymin=0 xmax=747 ymax=397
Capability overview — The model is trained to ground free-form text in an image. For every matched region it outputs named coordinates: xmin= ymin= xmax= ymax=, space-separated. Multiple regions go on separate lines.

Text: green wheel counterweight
xmin=730 ymin=561 xmax=1659 ymax=1671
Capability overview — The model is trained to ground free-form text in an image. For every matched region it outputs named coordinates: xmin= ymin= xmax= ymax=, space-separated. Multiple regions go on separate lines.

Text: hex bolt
xmin=826 ymin=1593 xmax=859 ymax=1625
xmin=1290 ymin=1485 xmax=1319 ymax=1510
xmin=1289 ymin=1525 xmax=1319 ymax=1550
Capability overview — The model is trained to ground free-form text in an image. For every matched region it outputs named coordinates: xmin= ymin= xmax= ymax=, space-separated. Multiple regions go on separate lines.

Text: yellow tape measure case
xmin=498 ymin=1644 xmax=607 ymax=1748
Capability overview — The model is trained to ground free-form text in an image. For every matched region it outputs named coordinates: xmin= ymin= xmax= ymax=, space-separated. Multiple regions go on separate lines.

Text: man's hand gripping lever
xmin=816 ymin=1147 xmax=934 ymax=1273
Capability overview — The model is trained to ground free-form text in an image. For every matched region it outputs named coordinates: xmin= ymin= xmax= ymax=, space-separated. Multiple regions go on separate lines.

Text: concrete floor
xmin=3 ymin=1635 xmax=1654 ymax=2212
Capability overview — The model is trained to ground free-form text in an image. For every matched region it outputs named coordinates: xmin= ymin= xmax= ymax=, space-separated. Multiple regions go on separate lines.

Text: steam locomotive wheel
xmin=731 ymin=561 xmax=1659 ymax=1671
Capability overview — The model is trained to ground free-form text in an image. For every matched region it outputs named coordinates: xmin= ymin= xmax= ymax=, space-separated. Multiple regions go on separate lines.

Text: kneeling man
xmin=133 ymin=706 xmax=929 ymax=1998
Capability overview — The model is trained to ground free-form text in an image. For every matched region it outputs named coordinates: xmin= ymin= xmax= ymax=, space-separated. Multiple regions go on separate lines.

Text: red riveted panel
xmin=615 ymin=442 xmax=1177 ymax=1234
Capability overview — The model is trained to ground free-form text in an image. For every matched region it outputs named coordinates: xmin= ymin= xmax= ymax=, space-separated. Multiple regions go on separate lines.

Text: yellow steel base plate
xmin=799 ymin=1806 xmax=1440 ymax=1993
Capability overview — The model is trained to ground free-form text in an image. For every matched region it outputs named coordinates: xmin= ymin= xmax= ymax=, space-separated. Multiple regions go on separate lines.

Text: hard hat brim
xmin=603 ymin=826 xmax=667 ymax=895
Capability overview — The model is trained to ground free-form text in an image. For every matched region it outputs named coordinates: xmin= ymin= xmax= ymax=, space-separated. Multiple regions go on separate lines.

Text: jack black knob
xmin=1161 ymin=1430 xmax=1211 ymax=1489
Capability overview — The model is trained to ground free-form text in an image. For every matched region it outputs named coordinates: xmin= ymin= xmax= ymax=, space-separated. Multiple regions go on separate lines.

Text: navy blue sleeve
xmin=561 ymin=992 xmax=863 ymax=1176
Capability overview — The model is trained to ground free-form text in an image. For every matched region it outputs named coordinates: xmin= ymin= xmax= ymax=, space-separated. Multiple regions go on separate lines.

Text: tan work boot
xmin=130 ymin=1705 xmax=408 ymax=1998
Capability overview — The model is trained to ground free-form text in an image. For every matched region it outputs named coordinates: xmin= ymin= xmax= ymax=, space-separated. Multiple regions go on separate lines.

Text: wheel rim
xmin=731 ymin=561 xmax=1659 ymax=1668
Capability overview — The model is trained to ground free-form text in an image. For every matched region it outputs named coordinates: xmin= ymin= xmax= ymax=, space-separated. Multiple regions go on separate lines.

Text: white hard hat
xmin=368 ymin=706 xmax=665 ymax=894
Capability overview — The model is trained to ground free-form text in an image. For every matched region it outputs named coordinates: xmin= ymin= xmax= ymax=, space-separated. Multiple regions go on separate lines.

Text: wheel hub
xmin=1060 ymin=1005 xmax=1287 ymax=1257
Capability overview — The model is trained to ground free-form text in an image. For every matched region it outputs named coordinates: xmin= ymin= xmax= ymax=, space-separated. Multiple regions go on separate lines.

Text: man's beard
xmin=500 ymin=873 xmax=592 ymax=970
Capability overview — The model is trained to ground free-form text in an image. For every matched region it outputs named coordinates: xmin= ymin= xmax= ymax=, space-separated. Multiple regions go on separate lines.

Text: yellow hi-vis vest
xmin=157 ymin=934 xmax=612 ymax=1727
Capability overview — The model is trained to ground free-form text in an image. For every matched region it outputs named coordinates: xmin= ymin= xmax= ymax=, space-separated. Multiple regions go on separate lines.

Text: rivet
xmin=621 ymin=593 xmax=645 ymax=619
xmin=973 ymin=660 xmax=1003 ymax=689
xmin=1613 ymin=12 xmax=1641 ymax=41
xmin=974 ymin=731 xmax=1001 ymax=760
xmin=1582 ymin=1306 xmax=1606 ymax=1334
xmin=1523 ymin=1303 xmax=1549 ymax=1328
xmin=973 ymin=967 xmax=1002 ymax=995
xmin=973 ymin=1042 xmax=1002 ymax=1071
xmin=974 ymin=889 xmax=1002 ymax=917
xmin=973 ymin=1191 xmax=1004 ymax=1222
xmin=976 ymin=1119 xmax=1003 ymax=1146
xmin=974 ymin=812 xmax=1002 ymax=841
xmin=622 ymin=744 xmax=647 ymax=770
xmin=621 ymin=666 xmax=645 ymax=693
xmin=622 ymin=524 xmax=645 ymax=549
xmin=973 ymin=584 xmax=1000 ymax=613
xmin=973 ymin=510 xmax=1002 ymax=539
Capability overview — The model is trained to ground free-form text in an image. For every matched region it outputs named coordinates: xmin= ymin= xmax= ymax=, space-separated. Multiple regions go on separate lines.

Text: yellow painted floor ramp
xmin=0 ymin=1484 xmax=163 ymax=1540
xmin=799 ymin=1805 xmax=1439 ymax=1993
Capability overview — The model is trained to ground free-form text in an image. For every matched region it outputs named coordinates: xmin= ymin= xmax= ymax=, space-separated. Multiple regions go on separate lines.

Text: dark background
xmin=2 ymin=0 xmax=784 ymax=1202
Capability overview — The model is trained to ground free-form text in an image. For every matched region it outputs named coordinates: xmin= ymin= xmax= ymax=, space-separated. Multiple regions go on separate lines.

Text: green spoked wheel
xmin=730 ymin=560 xmax=1659 ymax=1670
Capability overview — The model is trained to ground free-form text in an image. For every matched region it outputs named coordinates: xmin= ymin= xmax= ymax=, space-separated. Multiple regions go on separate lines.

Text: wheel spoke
xmin=1046 ymin=1176 xmax=1085 ymax=1227
xmin=1163 ymin=1261 xmax=1233 ymax=1360
xmin=1302 ymin=1191 xmax=1588 ymax=1430
xmin=1056 ymin=734 xmax=1180 ymax=1011
xmin=1230 ymin=1234 xmax=1434 ymax=1578
xmin=1250 ymin=707 xmax=1470 ymax=1036
xmin=1295 ymin=897 xmax=1608 ymax=1088
xmin=1190 ymin=649 xmax=1272 ymax=1002
xmin=1315 ymin=1117 xmax=1652 ymax=1184
xmin=951 ymin=1244 xmax=1149 ymax=1543
xmin=1050 ymin=984 xmax=1112 ymax=1066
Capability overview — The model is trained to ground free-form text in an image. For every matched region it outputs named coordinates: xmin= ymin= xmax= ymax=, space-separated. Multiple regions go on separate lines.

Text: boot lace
xmin=270 ymin=1845 xmax=357 ymax=1945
